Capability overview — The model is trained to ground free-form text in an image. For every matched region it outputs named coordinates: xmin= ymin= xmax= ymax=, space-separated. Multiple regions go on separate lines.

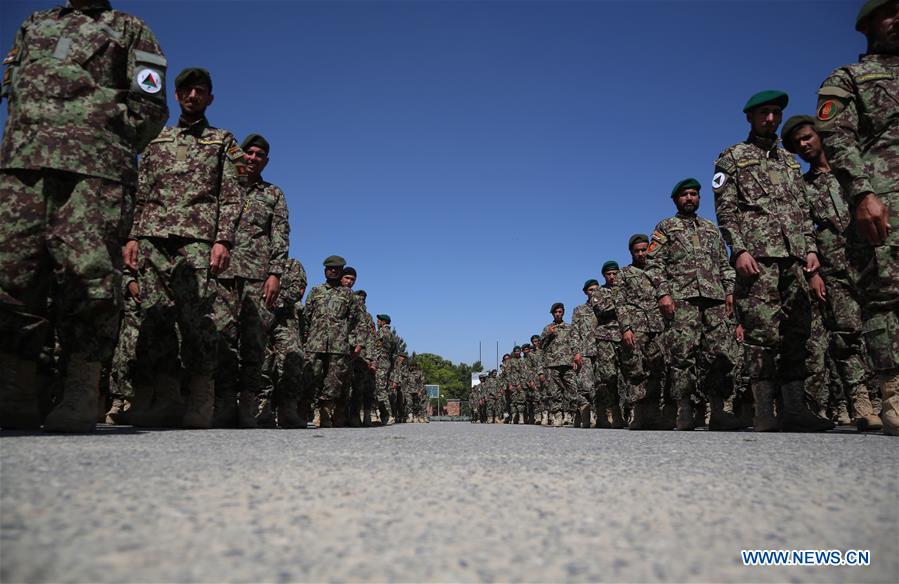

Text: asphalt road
xmin=1 ymin=423 xmax=897 ymax=583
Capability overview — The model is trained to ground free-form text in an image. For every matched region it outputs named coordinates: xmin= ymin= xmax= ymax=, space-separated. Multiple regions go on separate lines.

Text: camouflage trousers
xmin=214 ymin=277 xmax=272 ymax=397
xmin=308 ymin=352 xmax=351 ymax=403
xmin=594 ymin=339 xmax=622 ymax=412
xmin=133 ymin=238 xmax=217 ymax=379
xmin=618 ymin=331 xmax=666 ymax=405
xmin=734 ymin=258 xmax=811 ymax=383
xmin=349 ymin=359 xmax=375 ymax=417
xmin=109 ymin=293 xmax=141 ymax=399
xmin=509 ymin=389 xmax=527 ymax=420
xmin=664 ymin=299 xmax=734 ymax=402
xmin=576 ymin=355 xmax=597 ymax=404
xmin=374 ymin=360 xmax=394 ymax=414
xmin=260 ymin=315 xmax=305 ymax=405
xmin=0 ymin=169 xmax=127 ymax=361
xmin=544 ymin=365 xmax=577 ymax=414
xmin=855 ymin=191 xmax=899 ymax=374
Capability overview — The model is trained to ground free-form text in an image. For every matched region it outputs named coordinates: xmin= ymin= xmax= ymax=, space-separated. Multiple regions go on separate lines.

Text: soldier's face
xmin=584 ymin=284 xmax=599 ymax=296
xmin=325 ymin=266 xmax=342 ymax=280
xmin=340 ymin=274 xmax=356 ymax=288
xmin=868 ymin=2 xmax=899 ymax=53
xmin=789 ymin=125 xmax=822 ymax=163
xmin=603 ymin=269 xmax=619 ymax=286
xmin=674 ymin=189 xmax=700 ymax=214
xmin=747 ymin=105 xmax=782 ymax=138
xmin=523 ymin=347 xmax=531 ymax=355
xmin=244 ymin=146 xmax=269 ymax=178
xmin=176 ymin=84 xmax=213 ymax=116
xmin=630 ymin=242 xmax=648 ymax=267
xmin=552 ymin=307 xmax=564 ymax=322
xmin=531 ymin=338 xmax=540 ymax=348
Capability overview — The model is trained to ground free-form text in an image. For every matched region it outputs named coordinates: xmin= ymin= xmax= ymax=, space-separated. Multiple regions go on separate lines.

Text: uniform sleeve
xmin=267 ymin=188 xmax=290 ymax=275
xmin=713 ymin=152 xmax=746 ymax=257
xmin=645 ymin=222 xmax=671 ymax=299
xmin=717 ymin=228 xmax=736 ymax=296
xmin=615 ymin=278 xmax=637 ymax=333
xmin=347 ymin=293 xmax=365 ymax=349
xmin=816 ymin=70 xmax=872 ymax=203
xmin=571 ymin=306 xmax=589 ymax=356
xmin=794 ymin=172 xmax=819 ymax=257
xmin=301 ymin=289 xmax=315 ymax=344
xmin=1 ymin=19 xmax=26 ymax=103
xmin=215 ymin=134 xmax=245 ymax=246
xmin=126 ymin=18 xmax=168 ymax=151
xmin=129 ymin=141 xmax=156 ymax=240
xmin=540 ymin=324 xmax=554 ymax=350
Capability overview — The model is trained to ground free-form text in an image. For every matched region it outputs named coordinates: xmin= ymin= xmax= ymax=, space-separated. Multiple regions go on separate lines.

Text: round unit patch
xmin=712 ymin=172 xmax=727 ymax=189
xmin=817 ymin=100 xmax=836 ymax=121
xmin=136 ymin=68 xmax=162 ymax=94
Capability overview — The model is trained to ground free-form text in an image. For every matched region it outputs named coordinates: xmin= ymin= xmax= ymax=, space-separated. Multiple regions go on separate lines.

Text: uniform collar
xmin=675 ymin=211 xmax=697 ymax=220
xmin=177 ymin=116 xmax=210 ymax=136
xmin=63 ymin=1 xmax=112 ymax=13
xmin=747 ymin=133 xmax=780 ymax=158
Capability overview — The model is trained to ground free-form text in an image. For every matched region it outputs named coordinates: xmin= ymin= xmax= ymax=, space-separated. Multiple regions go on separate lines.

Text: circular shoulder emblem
xmin=136 ymin=68 xmax=162 ymax=94
xmin=712 ymin=172 xmax=727 ymax=189
xmin=817 ymin=100 xmax=836 ymax=121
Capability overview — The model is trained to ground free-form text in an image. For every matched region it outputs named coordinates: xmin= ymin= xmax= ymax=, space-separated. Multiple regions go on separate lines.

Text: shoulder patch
xmin=816 ymin=98 xmax=844 ymax=122
xmin=226 ymin=145 xmax=244 ymax=161
xmin=651 ymin=229 xmax=667 ymax=244
xmin=712 ymin=172 xmax=727 ymax=190
xmin=2 ymin=47 xmax=19 ymax=65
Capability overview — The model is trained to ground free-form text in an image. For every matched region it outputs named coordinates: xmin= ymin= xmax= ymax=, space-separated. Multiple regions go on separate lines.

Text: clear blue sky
xmin=1 ymin=0 xmax=862 ymax=368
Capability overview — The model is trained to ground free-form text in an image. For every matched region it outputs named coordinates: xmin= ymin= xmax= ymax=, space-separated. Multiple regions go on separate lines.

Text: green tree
xmin=415 ymin=353 xmax=481 ymax=401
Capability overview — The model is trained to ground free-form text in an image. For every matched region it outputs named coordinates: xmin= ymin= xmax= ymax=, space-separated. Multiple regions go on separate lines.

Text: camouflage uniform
xmin=802 ymin=169 xmax=873 ymax=417
xmin=507 ymin=355 xmax=527 ymax=423
xmin=348 ymin=297 xmax=375 ymax=426
xmin=303 ymin=279 xmax=364 ymax=423
xmin=259 ymin=259 xmax=307 ymax=426
xmin=714 ymin=130 xmax=834 ymax=431
xmin=817 ymin=51 xmax=899 ymax=434
xmin=572 ymin=302 xmax=600 ymax=426
xmin=615 ymin=264 xmax=670 ymax=428
xmin=645 ymin=212 xmax=738 ymax=427
xmin=540 ymin=320 xmax=580 ymax=423
xmin=0 ymin=0 xmax=167 ymax=430
xmin=129 ymin=116 xmax=244 ymax=387
xmin=588 ymin=285 xmax=625 ymax=427
xmin=374 ymin=323 xmax=399 ymax=422
xmin=109 ymin=278 xmax=141 ymax=403
xmin=214 ymin=177 xmax=289 ymax=421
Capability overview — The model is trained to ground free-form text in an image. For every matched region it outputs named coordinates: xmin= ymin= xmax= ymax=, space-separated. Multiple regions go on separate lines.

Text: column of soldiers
xmin=0 ymin=1 xmax=427 ymax=432
xmin=472 ymin=0 xmax=897 ymax=437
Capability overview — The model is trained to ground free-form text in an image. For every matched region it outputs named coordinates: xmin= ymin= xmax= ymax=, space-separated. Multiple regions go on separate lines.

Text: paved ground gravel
xmin=1 ymin=422 xmax=897 ymax=583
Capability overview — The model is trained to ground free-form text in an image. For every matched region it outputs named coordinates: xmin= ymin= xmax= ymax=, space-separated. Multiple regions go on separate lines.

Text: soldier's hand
xmin=127 ymin=280 xmax=141 ymax=304
xmin=856 ymin=193 xmax=890 ymax=246
xmin=573 ymin=353 xmax=583 ymax=369
xmin=809 ymin=272 xmax=826 ymax=302
xmin=735 ymin=251 xmax=760 ymax=278
xmin=123 ymin=239 xmax=139 ymax=272
xmin=725 ymin=294 xmax=734 ymax=318
xmin=658 ymin=294 xmax=676 ymax=320
xmin=262 ymin=274 xmax=281 ymax=308
xmin=735 ymin=323 xmax=745 ymax=343
xmin=804 ymin=252 xmax=820 ymax=274
xmin=210 ymin=243 xmax=230 ymax=275
xmin=548 ymin=324 xmax=556 ymax=334
xmin=622 ymin=329 xmax=636 ymax=350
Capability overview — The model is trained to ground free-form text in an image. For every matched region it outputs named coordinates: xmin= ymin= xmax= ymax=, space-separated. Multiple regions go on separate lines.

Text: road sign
xmin=426 ymin=384 xmax=439 ymax=398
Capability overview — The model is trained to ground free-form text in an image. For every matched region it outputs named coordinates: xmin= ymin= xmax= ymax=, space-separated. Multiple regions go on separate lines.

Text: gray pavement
xmin=1 ymin=422 xmax=897 ymax=583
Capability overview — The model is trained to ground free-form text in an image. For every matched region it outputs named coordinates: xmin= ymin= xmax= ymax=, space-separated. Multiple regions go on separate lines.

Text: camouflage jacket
xmin=302 ymin=281 xmax=364 ymax=355
xmin=645 ymin=213 xmax=735 ymax=302
xmin=375 ymin=324 xmax=399 ymax=365
xmin=0 ymin=0 xmax=168 ymax=186
xmin=615 ymin=265 xmax=664 ymax=334
xmin=571 ymin=302 xmax=599 ymax=357
xmin=524 ymin=350 xmax=544 ymax=383
xmin=220 ymin=178 xmax=289 ymax=281
xmin=270 ymin=258 xmax=307 ymax=328
xmin=802 ymin=170 xmax=856 ymax=280
xmin=540 ymin=321 xmax=576 ymax=367
xmin=356 ymin=300 xmax=376 ymax=362
xmin=588 ymin=285 xmax=621 ymax=342
xmin=390 ymin=359 xmax=408 ymax=389
xmin=482 ymin=377 xmax=496 ymax=402
xmin=130 ymin=117 xmax=244 ymax=247
xmin=713 ymin=134 xmax=816 ymax=261
xmin=817 ymin=53 xmax=898 ymax=204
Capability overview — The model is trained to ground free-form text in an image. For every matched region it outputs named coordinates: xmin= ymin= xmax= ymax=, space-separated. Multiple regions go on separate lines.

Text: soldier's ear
xmin=208 ymin=93 xmax=215 ymax=106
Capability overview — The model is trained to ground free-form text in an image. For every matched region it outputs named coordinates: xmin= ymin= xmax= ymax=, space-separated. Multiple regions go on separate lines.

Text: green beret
xmin=530 ymin=334 xmax=540 ymax=341
xmin=781 ymin=115 xmax=817 ymax=152
xmin=513 ymin=345 xmax=521 ymax=352
xmin=628 ymin=234 xmax=649 ymax=249
xmin=175 ymin=67 xmax=212 ymax=90
xmin=323 ymin=255 xmax=346 ymax=268
xmin=376 ymin=314 xmax=391 ymax=324
xmin=742 ymin=90 xmax=788 ymax=113
xmin=582 ymin=278 xmax=599 ymax=291
xmin=550 ymin=302 xmax=564 ymax=313
xmin=671 ymin=178 xmax=701 ymax=198
xmin=355 ymin=289 xmax=367 ymax=298
xmin=601 ymin=260 xmax=619 ymax=273
xmin=857 ymin=0 xmax=892 ymax=32
xmin=241 ymin=133 xmax=270 ymax=155
xmin=522 ymin=343 xmax=532 ymax=350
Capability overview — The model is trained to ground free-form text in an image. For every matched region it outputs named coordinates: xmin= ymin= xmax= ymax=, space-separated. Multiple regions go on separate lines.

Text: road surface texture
xmin=1 ymin=423 xmax=897 ymax=583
